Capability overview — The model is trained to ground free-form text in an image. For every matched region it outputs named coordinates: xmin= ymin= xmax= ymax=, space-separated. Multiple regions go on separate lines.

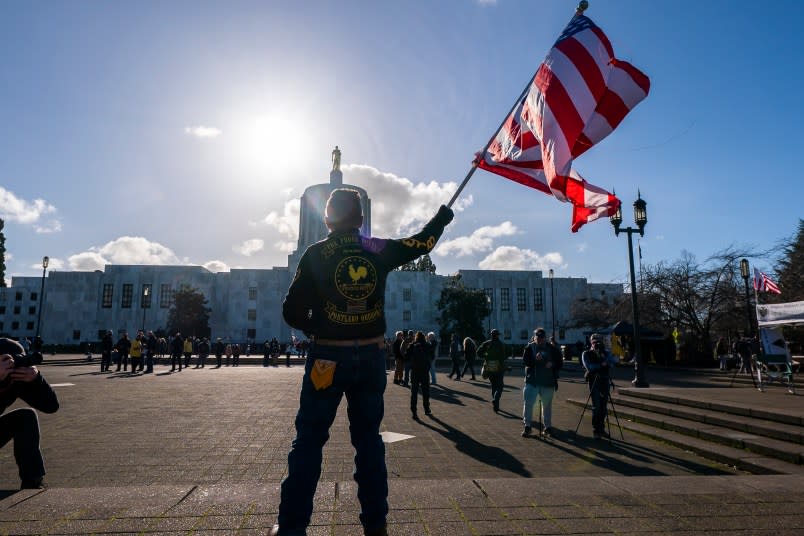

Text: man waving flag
xmin=477 ymin=12 xmax=650 ymax=232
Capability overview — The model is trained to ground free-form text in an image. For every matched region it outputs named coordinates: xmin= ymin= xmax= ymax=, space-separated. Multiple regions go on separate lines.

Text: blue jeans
xmin=278 ymin=343 xmax=388 ymax=532
xmin=522 ymin=383 xmax=554 ymax=428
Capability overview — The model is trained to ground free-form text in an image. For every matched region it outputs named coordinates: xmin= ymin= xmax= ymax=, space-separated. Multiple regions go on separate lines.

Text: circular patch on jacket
xmin=335 ymin=257 xmax=377 ymax=300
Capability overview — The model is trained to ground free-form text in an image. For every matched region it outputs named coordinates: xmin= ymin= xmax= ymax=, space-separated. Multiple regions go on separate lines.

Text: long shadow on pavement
xmin=536 ymin=428 xmax=736 ymax=476
xmin=417 ymin=415 xmax=531 ymax=477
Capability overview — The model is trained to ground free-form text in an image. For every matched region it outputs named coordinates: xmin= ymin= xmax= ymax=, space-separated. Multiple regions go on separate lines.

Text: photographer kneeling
xmin=581 ymin=334 xmax=618 ymax=439
xmin=0 ymin=338 xmax=59 ymax=489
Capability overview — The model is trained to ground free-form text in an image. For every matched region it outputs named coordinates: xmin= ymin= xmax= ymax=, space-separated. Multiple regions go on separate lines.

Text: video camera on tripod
xmin=583 ymin=342 xmax=611 ymax=380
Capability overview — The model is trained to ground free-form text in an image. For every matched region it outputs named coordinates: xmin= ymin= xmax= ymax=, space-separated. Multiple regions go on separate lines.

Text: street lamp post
xmin=548 ymin=269 xmax=556 ymax=340
xmin=486 ymin=294 xmax=492 ymax=335
xmin=610 ymin=192 xmax=649 ymax=387
xmin=739 ymin=259 xmax=753 ymax=337
xmin=35 ymin=256 xmax=49 ymax=340
xmin=141 ymin=286 xmax=151 ymax=331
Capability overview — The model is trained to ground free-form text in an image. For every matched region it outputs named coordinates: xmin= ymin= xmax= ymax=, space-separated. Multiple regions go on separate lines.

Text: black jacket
xmin=283 ymin=206 xmax=452 ymax=339
xmin=0 ymin=374 xmax=59 ymax=416
xmin=406 ymin=342 xmax=431 ymax=377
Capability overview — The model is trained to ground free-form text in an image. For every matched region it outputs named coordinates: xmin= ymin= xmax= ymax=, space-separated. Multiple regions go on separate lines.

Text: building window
xmin=559 ymin=328 xmax=565 ymax=340
xmin=520 ymin=329 xmax=529 ymax=340
xmin=249 ymin=287 xmax=258 ymax=300
xmin=102 ymin=284 xmax=114 ymax=308
xmin=247 ymin=328 xmax=256 ymax=339
xmin=160 ymin=284 xmax=172 ymax=308
xmin=121 ymin=284 xmax=133 ymax=309
xmin=484 ymin=288 xmax=494 ymax=310
xmin=517 ymin=288 xmax=527 ymax=311
xmin=26 ymin=321 xmax=34 ymax=331
xmin=11 ymin=321 xmax=19 ymax=330
xmin=28 ymin=306 xmax=36 ymax=315
xmin=247 ymin=309 xmax=257 ymax=321
xmin=97 ymin=329 xmax=107 ymax=340
xmin=403 ymin=288 xmax=412 ymax=302
xmin=0 ymin=322 xmax=3 ymax=331
xmin=30 ymin=292 xmax=38 ymax=301
xmin=503 ymin=328 xmax=511 ymax=340
xmin=15 ymin=292 xmax=22 ymax=301
xmin=141 ymin=284 xmax=152 ymax=308
xmin=403 ymin=310 xmax=411 ymax=321
xmin=534 ymin=288 xmax=544 ymax=311
xmin=0 ymin=306 xmax=5 ymax=315
xmin=73 ymin=330 xmax=81 ymax=341
xmin=500 ymin=288 xmax=511 ymax=311
xmin=13 ymin=306 xmax=20 ymax=315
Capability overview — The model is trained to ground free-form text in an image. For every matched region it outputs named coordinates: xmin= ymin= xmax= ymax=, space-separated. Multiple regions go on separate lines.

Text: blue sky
xmin=1 ymin=0 xmax=801 ymax=286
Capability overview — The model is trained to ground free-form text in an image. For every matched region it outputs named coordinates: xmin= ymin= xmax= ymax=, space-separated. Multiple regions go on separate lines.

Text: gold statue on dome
xmin=331 ymin=146 xmax=341 ymax=171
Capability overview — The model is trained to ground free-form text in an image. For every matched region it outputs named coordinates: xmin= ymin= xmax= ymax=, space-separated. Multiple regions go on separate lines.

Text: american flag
xmin=754 ymin=268 xmax=782 ymax=294
xmin=477 ymin=14 xmax=650 ymax=232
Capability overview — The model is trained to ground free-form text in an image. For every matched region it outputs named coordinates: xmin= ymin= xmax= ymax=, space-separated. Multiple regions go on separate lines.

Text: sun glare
xmin=235 ymin=113 xmax=308 ymax=176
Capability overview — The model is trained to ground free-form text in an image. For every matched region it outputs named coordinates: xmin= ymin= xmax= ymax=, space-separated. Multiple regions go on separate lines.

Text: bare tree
xmin=641 ymin=245 xmax=760 ymax=361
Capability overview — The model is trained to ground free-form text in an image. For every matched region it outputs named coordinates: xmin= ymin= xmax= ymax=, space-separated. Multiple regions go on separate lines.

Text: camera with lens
xmin=13 ymin=352 xmax=43 ymax=368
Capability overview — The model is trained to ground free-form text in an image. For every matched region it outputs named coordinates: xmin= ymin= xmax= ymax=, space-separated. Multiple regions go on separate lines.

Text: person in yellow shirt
xmin=129 ymin=332 xmax=144 ymax=374
xmin=183 ymin=337 xmax=194 ymax=369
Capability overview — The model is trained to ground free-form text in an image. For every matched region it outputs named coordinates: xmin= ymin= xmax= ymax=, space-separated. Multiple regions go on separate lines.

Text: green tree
xmin=0 ymin=218 xmax=6 ymax=287
xmin=396 ymin=253 xmax=436 ymax=273
xmin=436 ymin=276 xmax=489 ymax=345
xmin=166 ymin=285 xmax=211 ymax=338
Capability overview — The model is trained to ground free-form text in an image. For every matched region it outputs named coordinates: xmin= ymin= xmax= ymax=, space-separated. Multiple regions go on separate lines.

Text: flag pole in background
xmin=446 ymin=0 xmax=590 ymax=209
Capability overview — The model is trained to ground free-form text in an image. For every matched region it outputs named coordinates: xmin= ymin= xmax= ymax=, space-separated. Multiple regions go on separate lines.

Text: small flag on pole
xmin=754 ymin=268 xmax=782 ymax=294
xmin=477 ymin=13 xmax=649 ymax=232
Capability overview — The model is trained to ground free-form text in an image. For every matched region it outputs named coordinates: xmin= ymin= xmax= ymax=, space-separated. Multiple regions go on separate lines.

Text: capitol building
xmin=0 ymin=156 xmax=622 ymax=347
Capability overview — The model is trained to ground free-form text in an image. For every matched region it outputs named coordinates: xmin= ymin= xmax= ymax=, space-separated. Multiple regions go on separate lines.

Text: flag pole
xmin=447 ymin=0 xmax=590 ymax=209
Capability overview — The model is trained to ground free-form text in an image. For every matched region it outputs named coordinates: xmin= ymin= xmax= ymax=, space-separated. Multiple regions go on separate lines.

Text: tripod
xmin=573 ymin=374 xmax=624 ymax=441
xmin=728 ymin=349 xmax=758 ymax=390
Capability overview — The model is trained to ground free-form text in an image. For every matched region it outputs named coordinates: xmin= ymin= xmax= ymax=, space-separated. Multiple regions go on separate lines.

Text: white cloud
xmin=343 ymin=164 xmax=472 ymax=237
xmin=275 ymin=241 xmax=295 ymax=253
xmin=261 ymin=199 xmax=300 ymax=239
xmin=434 ymin=221 xmax=518 ymax=257
xmin=478 ymin=246 xmax=563 ymax=271
xmin=233 ymin=238 xmax=265 ymax=256
xmin=0 ymin=187 xmax=60 ymax=232
xmin=203 ymin=260 xmax=230 ymax=273
xmin=67 ymin=236 xmax=186 ymax=271
xmin=184 ymin=125 xmax=222 ymax=138
xmin=35 ymin=220 xmax=62 ymax=234
xmin=68 ymin=251 xmax=109 ymax=272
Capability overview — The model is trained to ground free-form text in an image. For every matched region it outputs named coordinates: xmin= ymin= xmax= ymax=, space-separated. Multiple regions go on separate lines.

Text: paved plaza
xmin=1 ymin=357 xmax=803 ymax=535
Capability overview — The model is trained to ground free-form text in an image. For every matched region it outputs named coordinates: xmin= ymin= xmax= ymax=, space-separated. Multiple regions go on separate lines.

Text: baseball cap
xmin=0 ymin=338 xmax=25 ymax=358
xmin=534 ymin=329 xmax=547 ymax=337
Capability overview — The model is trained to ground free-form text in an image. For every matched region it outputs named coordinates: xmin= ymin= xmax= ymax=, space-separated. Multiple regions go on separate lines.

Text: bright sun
xmin=235 ymin=113 xmax=308 ymax=176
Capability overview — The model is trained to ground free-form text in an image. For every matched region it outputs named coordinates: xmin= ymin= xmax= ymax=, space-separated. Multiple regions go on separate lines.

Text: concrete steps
xmin=567 ymin=388 xmax=804 ymax=475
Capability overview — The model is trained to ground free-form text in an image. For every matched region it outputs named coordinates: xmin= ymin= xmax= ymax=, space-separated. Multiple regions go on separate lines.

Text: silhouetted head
xmin=325 ymin=188 xmax=363 ymax=231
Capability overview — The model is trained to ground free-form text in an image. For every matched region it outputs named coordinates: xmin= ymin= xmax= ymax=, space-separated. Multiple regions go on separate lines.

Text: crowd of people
xmin=96 ymin=331 xmax=310 ymax=373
